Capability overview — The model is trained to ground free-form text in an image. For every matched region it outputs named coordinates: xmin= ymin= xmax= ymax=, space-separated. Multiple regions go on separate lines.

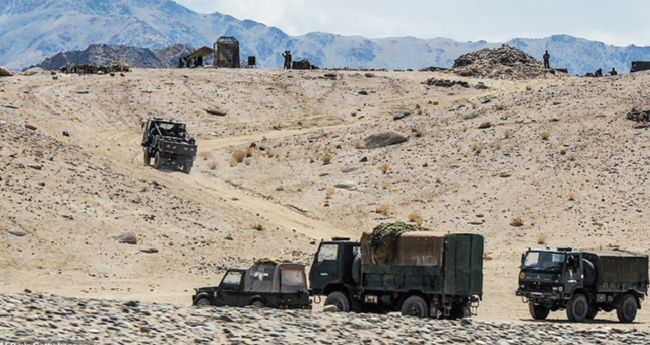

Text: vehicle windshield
xmin=522 ymin=252 xmax=565 ymax=273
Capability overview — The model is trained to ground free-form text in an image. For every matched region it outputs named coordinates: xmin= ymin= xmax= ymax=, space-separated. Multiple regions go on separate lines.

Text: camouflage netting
xmin=369 ymin=222 xmax=429 ymax=265
xmin=254 ymin=258 xmax=291 ymax=265
xmin=451 ymin=45 xmax=556 ymax=80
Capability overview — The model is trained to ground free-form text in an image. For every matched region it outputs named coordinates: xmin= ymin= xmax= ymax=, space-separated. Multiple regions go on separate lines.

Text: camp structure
xmin=214 ymin=36 xmax=240 ymax=68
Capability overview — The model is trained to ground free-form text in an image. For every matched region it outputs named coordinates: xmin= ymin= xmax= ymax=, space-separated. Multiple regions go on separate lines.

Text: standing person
xmin=543 ymin=50 xmax=551 ymax=69
xmin=282 ymin=50 xmax=292 ymax=70
xmin=595 ymin=68 xmax=603 ymax=77
xmin=609 ymin=67 xmax=618 ymax=76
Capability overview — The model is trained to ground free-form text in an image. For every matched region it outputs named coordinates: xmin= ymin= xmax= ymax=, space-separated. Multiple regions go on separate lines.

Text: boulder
xmin=393 ymin=111 xmax=411 ymax=121
xmin=361 ymin=131 xmax=408 ymax=149
xmin=334 ymin=181 xmax=357 ymax=190
xmin=0 ymin=66 xmax=13 ymax=77
xmin=21 ymin=67 xmax=45 ymax=76
xmin=140 ymin=247 xmax=159 ymax=254
xmin=6 ymin=228 xmax=27 ymax=237
xmin=113 ymin=232 xmax=137 ymax=245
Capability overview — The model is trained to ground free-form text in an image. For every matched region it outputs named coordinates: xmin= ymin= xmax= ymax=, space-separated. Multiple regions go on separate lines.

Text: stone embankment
xmin=0 ymin=293 xmax=647 ymax=344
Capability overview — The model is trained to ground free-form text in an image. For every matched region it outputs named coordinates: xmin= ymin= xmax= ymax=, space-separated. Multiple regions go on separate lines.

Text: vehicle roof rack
xmin=557 ymin=247 xmax=573 ymax=252
xmin=331 ymin=237 xmax=351 ymax=241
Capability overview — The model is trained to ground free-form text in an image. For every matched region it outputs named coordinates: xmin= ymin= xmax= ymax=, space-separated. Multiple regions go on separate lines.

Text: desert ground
xmin=1 ymin=66 xmax=650 ymax=331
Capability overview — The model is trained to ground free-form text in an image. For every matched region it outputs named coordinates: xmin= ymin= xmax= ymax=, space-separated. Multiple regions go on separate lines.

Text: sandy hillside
xmin=1 ymin=67 xmax=649 ymax=328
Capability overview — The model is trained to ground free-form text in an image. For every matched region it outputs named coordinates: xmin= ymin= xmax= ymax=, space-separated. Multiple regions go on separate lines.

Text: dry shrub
xmin=381 ymin=180 xmax=391 ymax=190
xmin=266 ymin=149 xmax=275 ymax=158
xmin=376 ymin=204 xmax=390 ymax=215
xmin=380 ymin=163 xmax=390 ymax=174
xmin=606 ymin=243 xmax=620 ymax=248
xmin=208 ymin=161 xmax=217 ymax=170
xmin=483 ymin=252 xmax=493 ymax=261
xmin=408 ymin=212 xmax=423 ymax=225
xmin=491 ymin=140 xmax=502 ymax=150
xmin=323 ymin=152 xmax=332 ymax=165
xmin=495 ymin=104 xmax=505 ymax=111
xmin=415 ymin=128 xmax=426 ymax=138
xmin=232 ymin=150 xmax=247 ymax=163
xmin=325 ymin=187 xmax=335 ymax=199
xmin=353 ymin=140 xmax=362 ymax=149
xmin=275 ymin=186 xmax=285 ymax=192
xmin=472 ymin=143 xmax=483 ymax=154
xmin=540 ymin=132 xmax=550 ymax=140
xmin=568 ymin=154 xmax=576 ymax=161
xmin=568 ymin=193 xmax=576 ymax=201
xmin=504 ymin=129 xmax=512 ymax=139
xmin=537 ymin=233 xmax=548 ymax=244
xmin=560 ymin=149 xmax=567 ymax=155
xmin=253 ymin=224 xmax=265 ymax=231
xmin=510 ymin=218 xmax=524 ymax=227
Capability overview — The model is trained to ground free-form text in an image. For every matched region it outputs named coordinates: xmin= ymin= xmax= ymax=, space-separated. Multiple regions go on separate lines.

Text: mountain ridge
xmin=2 ymin=0 xmax=650 ymax=74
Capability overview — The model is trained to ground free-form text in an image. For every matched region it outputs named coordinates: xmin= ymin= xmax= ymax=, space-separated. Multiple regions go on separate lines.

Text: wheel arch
xmin=193 ymin=292 xmax=215 ymax=305
xmin=247 ymin=295 xmax=268 ymax=305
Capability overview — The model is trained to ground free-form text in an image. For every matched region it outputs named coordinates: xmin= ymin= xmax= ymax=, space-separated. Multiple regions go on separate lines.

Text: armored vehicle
xmin=309 ymin=228 xmax=484 ymax=319
xmin=516 ymin=247 xmax=649 ymax=323
xmin=141 ymin=118 xmax=197 ymax=174
xmin=192 ymin=261 xmax=311 ymax=310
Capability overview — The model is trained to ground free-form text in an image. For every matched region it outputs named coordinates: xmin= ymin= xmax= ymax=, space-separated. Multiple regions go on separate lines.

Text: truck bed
xmin=583 ymin=250 xmax=649 ymax=293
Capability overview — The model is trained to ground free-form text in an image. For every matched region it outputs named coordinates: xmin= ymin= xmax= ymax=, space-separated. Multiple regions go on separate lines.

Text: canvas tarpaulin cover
xmin=361 ymin=222 xmax=445 ymax=266
xmin=244 ymin=263 xmax=307 ymax=293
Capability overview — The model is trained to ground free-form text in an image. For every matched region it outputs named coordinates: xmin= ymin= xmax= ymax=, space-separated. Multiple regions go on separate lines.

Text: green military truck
xmin=192 ymin=261 xmax=312 ymax=310
xmin=142 ymin=118 xmax=197 ymax=174
xmin=309 ymin=226 xmax=484 ymax=319
xmin=516 ymin=247 xmax=649 ymax=323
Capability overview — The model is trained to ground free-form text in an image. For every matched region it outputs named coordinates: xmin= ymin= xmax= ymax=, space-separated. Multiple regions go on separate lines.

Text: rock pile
xmin=0 ymin=292 xmax=648 ymax=345
xmin=626 ymin=107 xmax=650 ymax=122
xmin=425 ymin=78 xmax=470 ymax=88
xmin=451 ymin=45 xmax=549 ymax=80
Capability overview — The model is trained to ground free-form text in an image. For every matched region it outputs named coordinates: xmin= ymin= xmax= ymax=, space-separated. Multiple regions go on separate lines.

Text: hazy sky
xmin=174 ymin=0 xmax=650 ymax=46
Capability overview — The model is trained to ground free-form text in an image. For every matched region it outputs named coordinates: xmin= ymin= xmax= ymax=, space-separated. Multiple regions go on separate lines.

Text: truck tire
xmin=352 ymin=253 xmax=362 ymax=285
xmin=586 ymin=305 xmax=599 ymax=320
xmin=528 ymin=302 xmax=550 ymax=320
xmin=616 ymin=294 xmax=638 ymax=323
xmin=153 ymin=152 xmax=162 ymax=169
xmin=251 ymin=300 xmax=265 ymax=308
xmin=401 ymin=296 xmax=428 ymax=318
xmin=195 ymin=298 xmax=212 ymax=306
xmin=143 ymin=150 xmax=150 ymax=166
xmin=566 ymin=293 xmax=588 ymax=322
xmin=325 ymin=291 xmax=350 ymax=312
xmin=182 ymin=161 xmax=192 ymax=174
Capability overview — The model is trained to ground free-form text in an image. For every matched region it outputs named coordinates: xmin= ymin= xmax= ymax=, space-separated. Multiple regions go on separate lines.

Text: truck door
xmin=565 ymin=254 xmax=581 ymax=294
xmin=310 ymin=243 xmax=340 ymax=293
xmin=215 ymin=270 xmax=245 ymax=306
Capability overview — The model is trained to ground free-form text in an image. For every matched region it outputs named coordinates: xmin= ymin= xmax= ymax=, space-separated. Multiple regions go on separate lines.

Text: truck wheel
xmin=325 ymin=291 xmax=350 ymax=312
xmin=586 ymin=305 xmax=599 ymax=320
xmin=153 ymin=152 xmax=162 ymax=169
xmin=566 ymin=294 xmax=588 ymax=322
xmin=528 ymin=302 xmax=550 ymax=320
xmin=250 ymin=300 xmax=265 ymax=308
xmin=352 ymin=253 xmax=362 ymax=285
xmin=616 ymin=294 xmax=638 ymax=323
xmin=182 ymin=162 xmax=192 ymax=174
xmin=143 ymin=150 xmax=150 ymax=166
xmin=401 ymin=296 xmax=428 ymax=318
xmin=195 ymin=298 xmax=212 ymax=306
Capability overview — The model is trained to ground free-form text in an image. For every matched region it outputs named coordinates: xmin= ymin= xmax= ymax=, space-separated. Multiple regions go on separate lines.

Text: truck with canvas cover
xmin=192 ymin=261 xmax=311 ymax=310
xmin=141 ymin=117 xmax=197 ymax=173
xmin=516 ymin=247 xmax=649 ymax=323
xmin=309 ymin=223 xmax=484 ymax=319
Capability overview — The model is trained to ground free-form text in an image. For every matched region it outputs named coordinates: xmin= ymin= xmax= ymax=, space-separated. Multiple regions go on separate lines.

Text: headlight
xmin=520 ymin=284 xmax=525 ymax=288
xmin=558 ymin=287 xmax=563 ymax=292
xmin=552 ymin=287 xmax=558 ymax=291
xmin=166 ymin=144 xmax=171 ymax=148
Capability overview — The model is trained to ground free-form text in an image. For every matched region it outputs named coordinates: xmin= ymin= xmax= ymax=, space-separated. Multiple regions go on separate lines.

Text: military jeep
xmin=192 ymin=261 xmax=312 ymax=310
xmin=141 ymin=118 xmax=197 ymax=174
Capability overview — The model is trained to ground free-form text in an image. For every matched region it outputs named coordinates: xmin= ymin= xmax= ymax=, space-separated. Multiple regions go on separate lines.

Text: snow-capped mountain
xmin=2 ymin=0 xmax=650 ymax=74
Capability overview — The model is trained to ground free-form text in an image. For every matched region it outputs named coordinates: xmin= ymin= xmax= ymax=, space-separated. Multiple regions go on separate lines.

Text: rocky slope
xmin=1 ymin=292 xmax=647 ymax=345
xmin=36 ymin=44 xmax=166 ymax=70
xmin=1 ymin=0 xmax=650 ymax=73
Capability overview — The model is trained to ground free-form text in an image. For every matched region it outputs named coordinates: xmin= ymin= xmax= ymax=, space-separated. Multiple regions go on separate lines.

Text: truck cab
xmin=309 ymin=238 xmax=360 ymax=310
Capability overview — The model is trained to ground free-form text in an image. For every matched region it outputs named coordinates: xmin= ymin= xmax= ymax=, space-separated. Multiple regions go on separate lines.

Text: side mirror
xmin=141 ymin=122 xmax=146 ymax=129
xmin=521 ymin=254 xmax=525 ymax=265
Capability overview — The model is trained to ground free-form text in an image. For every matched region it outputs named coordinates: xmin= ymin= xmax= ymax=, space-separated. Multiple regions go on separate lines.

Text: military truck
xmin=309 ymin=227 xmax=484 ymax=319
xmin=192 ymin=261 xmax=312 ymax=310
xmin=141 ymin=118 xmax=197 ymax=174
xmin=631 ymin=61 xmax=650 ymax=73
xmin=516 ymin=247 xmax=649 ymax=323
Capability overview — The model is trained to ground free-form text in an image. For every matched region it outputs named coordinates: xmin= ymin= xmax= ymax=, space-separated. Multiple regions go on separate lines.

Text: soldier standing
xmin=609 ymin=67 xmax=618 ymax=76
xmin=282 ymin=50 xmax=292 ymax=70
xmin=543 ymin=50 xmax=551 ymax=69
